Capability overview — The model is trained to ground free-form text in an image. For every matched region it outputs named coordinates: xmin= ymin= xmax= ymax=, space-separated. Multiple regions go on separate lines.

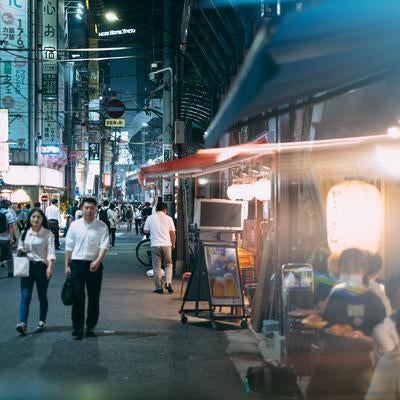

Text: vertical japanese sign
xmin=0 ymin=0 xmax=29 ymax=151
xmin=42 ymin=0 xmax=58 ymax=145
xmin=88 ymin=142 xmax=100 ymax=160
xmin=0 ymin=109 xmax=9 ymax=173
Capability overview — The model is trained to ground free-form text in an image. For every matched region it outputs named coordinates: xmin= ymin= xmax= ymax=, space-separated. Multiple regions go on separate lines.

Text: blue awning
xmin=205 ymin=0 xmax=400 ymax=147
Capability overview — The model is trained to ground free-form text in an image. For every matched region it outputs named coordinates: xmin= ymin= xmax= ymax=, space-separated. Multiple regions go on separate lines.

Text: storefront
xmin=0 ymin=165 xmax=64 ymax=205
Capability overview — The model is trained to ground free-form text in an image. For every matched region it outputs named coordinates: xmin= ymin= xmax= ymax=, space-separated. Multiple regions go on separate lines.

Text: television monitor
xmin=194 ymin=199 xmax=244 ymax=231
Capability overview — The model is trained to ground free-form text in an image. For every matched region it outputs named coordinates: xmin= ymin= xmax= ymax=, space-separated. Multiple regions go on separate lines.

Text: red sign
xmin=69 ymin=151 xmax=78 ymax=160
xmin=41 ymin=195 xmax=49 ymax=203
xmin=106 ymin=99 xmax=125 ymax=119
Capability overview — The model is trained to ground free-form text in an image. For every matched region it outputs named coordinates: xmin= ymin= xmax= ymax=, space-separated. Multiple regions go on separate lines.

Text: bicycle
xmin=136 ymin=237 xmax=152 ymax=266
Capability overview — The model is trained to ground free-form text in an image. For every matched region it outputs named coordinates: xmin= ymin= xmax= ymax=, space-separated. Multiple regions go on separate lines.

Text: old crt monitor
xmin=194 ymin=199 xmax=244 ymax=231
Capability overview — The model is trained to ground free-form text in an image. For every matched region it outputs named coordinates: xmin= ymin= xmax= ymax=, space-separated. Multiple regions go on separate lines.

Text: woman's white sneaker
xmin=16 ymin=322 xmax=27 ymax=336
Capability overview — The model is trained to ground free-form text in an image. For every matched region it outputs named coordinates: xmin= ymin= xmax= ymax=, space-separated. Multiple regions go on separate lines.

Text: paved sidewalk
xmin=0 ymin=230 xmax=244 ymax=400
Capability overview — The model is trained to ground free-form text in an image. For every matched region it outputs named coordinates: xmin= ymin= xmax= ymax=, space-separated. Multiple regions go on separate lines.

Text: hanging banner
xmin=0 ymin=109 xmax=9 ymax=173
xmin=88 ymin=142 xmax=100 ymax=161
xmin=42 ymin=100 xmax=58 ymax=144
xmin=42 ymin=0 xmax=59 ymax=144
xmin=0 ymin=0 xmax=30 ymax=152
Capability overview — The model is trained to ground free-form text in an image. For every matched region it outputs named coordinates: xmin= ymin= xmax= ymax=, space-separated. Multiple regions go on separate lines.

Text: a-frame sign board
xmin=179 ymin=240 xmax=248 ymax=327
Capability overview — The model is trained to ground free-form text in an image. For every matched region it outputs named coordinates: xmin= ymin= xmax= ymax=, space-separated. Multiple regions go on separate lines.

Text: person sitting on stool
xmin=45 ymin=198 xmax=62 ymax=250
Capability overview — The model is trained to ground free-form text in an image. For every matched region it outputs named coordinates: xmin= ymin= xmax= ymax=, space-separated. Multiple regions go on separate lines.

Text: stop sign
xmin=106 ymin=99 xmax=125 ymax=119
xmin=41 ymin=195 xmax=49 ymax=202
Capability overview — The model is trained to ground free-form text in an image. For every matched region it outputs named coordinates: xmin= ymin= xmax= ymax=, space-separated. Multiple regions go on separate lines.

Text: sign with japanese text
xmin=88 ymin=142 xmax=100 ymax=161
xmin=0 ymin=109 xmax=9 ymax=173
xmin=41 ymin=0 xmax=58 ymax=144
xmin=105 ymin=118 xmax=125 ymax=127
xmin=163 ymin=144 xmax=173 ymax=162
xmin=88 ymin=39 xmax=99 ymax=100
xmin=0 ymin=0 xmax=29 ymax=151
xmin=42 ymin=100 xmax=58 ymax=144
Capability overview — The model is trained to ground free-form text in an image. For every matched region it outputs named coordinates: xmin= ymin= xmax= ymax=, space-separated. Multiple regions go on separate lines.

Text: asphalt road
xmin=0 ymin=230 xmax=243 ymax=400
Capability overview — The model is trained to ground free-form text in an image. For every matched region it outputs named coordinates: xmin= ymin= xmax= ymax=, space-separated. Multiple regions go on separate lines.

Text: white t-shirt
xmin=143 ymin=211 xmax=175 ymax=247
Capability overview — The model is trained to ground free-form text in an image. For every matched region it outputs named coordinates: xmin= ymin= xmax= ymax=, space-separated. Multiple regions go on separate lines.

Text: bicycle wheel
xmin=136 ymin=239 xmax=152 ymax=266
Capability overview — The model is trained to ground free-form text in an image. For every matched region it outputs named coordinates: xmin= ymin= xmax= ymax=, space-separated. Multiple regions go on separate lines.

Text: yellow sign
xmin=105 ymin=119 xmax=125 ymax=127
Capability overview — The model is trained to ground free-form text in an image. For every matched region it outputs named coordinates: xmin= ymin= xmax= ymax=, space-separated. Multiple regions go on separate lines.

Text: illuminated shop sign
xmin=98 ymin=28 xmax=136 ymax=37
xmin=41 ymin=144 xmax=60 ymax=155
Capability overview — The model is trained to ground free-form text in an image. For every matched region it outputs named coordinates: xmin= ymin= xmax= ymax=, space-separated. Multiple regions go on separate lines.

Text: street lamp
xmin=105 ymin=11 xmax=119 ymax=23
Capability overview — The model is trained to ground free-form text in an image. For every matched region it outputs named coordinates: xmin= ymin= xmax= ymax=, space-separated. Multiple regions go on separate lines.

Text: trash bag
xmin=243 ymin=362 xmax=303 ymax=399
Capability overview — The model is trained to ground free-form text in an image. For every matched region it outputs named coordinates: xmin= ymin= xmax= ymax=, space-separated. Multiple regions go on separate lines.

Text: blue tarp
xmin=205 ymin=0 xmax=400 ymax=147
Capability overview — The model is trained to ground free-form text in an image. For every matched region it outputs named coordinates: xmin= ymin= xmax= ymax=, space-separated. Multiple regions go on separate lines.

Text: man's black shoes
xmin=153 ymin=288 xmax=164 ymax=294
xmin=164 ymin=284 xmax=174 ymax=294
xmin=85 ymin=328 xmax=97 ymax=338
xmin=72 ymin=330 xmax=83 ymax=340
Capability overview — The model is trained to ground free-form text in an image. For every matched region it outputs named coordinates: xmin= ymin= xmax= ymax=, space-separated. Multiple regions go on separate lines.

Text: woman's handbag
xmin=61 ymin=274 xmax=74 ymax=306
xmin=13 ymin=256 xmax=30 ymax=277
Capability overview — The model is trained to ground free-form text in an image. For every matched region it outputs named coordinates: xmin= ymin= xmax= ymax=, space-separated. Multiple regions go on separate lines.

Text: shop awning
xmin=139 ymin=133 xmax=396 ymax=184
xmin=205 ymin=0 xmax=400 ymax=147
xmin=139 ymin=137 xmax=268 ymax=183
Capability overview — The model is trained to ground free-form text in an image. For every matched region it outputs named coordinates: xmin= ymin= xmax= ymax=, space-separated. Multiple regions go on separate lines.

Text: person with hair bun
xmin=307 ymin=248 xmax=387 ymax=400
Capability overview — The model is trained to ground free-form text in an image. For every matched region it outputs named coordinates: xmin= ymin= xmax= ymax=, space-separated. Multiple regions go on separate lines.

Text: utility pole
xmin=162 ymin=0 xmax=174 ymax=216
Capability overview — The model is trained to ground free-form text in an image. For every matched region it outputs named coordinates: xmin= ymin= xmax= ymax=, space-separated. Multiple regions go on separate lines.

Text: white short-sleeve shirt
xmin=143 ymin=211 xmax=175 ymax=247
xmin=66 ymin=218 xmax=109 ymax=261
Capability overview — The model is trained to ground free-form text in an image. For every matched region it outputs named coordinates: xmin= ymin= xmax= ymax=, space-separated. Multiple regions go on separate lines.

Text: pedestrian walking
xmin=134 ymin=207 xmax=142 ymax=235
xmin=45 ymin=198 xmax=62 ymax=249
xmin=143 ymin=202 xmax=176 ymax=294
xmin=108 ymin=203 xmax=119 ymax=247
xmin=140 ymin=202 xmax=152 ymax=234
xmin=0 ymin=199 xmax=15 ymax=277
xmin=65 ymin=197 xmax=109 ymax=339
xmin=15 ymin=208 xmax=55 ymax=336
xmin=98 ymin=200 xmax=111 ymax=232
xmin=126 ymin=205 xmax=133 ymax=232
xmin=66 ymin=200 xmax=79 ymax=235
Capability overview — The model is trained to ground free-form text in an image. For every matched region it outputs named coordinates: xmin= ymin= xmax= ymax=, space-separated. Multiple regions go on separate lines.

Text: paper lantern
xmin=227 ymin=184 xmax=241 ymax=200
xmin=252 ymin=179 xmax=271 ymax=201
xmin=326 ymin=180 xmax=382 ymax=254
xmin=236 ymin=184 xmax=254 ymax=201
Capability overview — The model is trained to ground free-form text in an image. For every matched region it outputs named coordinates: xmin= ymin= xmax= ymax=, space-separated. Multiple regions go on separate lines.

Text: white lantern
xmin=237 ymin=184 xmax=254 ymax=201
xmin=326 ymin=180 xmax=382 ymax=254
xmin=227 ymin=184 xmax=241 ymax=200
xmin=253 ymin=178 xmax=271 ymax=201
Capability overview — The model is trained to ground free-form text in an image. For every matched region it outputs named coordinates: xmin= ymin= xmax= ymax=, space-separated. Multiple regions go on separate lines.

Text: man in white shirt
xmin=65 ymin=197 xmax=109 ymax=339
xmin=144 ymin=202 xmax=176 ymax=294
xmin=45 ymin=198 xmax=62 ymax=249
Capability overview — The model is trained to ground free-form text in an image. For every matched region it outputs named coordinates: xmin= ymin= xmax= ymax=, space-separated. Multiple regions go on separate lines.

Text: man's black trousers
xmin=70 ymin=260 xmax=103 ymax=332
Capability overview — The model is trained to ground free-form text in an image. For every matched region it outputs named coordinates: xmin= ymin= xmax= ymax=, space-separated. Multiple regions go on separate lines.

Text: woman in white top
xmin=16 ymin=208 xmax=56 ymax=336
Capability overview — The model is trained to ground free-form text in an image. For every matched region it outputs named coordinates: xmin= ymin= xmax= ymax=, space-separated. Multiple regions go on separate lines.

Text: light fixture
xmin=227 ymin=183 xmax=254 ymax=201
xmin=75 ymin=13 xmax=82 ymax=20
xmin=387 ymin=126 xmax=400 ymax=138
xmin=198 ymin=177 xmax=208 ymax=186
xmin=11 ymin=189 xmax=30 ymax=203
xmin=142 ymin=122 xmax=149 ymax=127
xmin=227 ymin=184 xmax=241 ymax=201
xmin=252 ymin=178 xmax=271 ymax=201
xmin=238 ymin=184 xmax=254 ymax=201
xmin=105 ymin=11 xmax=119 ymax=22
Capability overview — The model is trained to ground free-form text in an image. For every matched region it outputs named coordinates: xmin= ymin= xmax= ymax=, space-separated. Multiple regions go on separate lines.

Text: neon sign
xmin=98 ymin=28 xmax=136 ymax=37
